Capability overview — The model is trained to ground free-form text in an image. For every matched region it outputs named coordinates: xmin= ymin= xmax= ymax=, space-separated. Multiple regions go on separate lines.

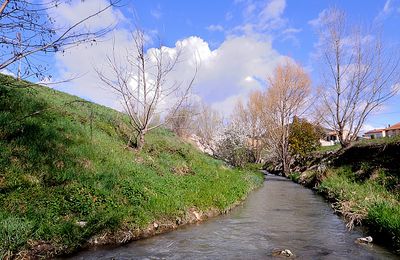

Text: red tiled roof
xmin=364 ymin=128 xmax=385 ymax=134
xmin=386 ymin=122 xmax=400 ymax=130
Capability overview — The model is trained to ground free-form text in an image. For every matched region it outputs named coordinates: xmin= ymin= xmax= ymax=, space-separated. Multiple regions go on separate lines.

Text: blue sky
xmin=8 ymin=0 xmax=399 ymax=131
xmin=131 ymin=0 xmax=400 ymax=130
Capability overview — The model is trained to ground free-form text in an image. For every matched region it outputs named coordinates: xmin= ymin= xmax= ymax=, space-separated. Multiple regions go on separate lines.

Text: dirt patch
xmin=171 ymin=164 xmax=193 ymax=176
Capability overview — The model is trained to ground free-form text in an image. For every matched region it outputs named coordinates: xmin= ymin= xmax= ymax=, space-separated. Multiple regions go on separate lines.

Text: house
xmin=385 ymin=122 xmax=400 ymax=137
xmin=363 ymin=122 xmax=400 ymax=139
xmin=363 ymin=128 xmax=386 ymax=139
xmin=320 ymin=129 xmax=339 ymax=146
xmin=320 ymin=128 xmax=351 ymax=146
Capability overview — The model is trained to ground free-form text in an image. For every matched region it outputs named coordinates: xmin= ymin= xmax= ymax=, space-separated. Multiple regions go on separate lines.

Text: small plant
xmin=288 ymin=172 xmax=301 ymax=182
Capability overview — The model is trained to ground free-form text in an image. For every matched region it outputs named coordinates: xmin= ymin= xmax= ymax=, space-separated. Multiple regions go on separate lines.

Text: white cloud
xmin=361 ymin=123 xmax=385 ymax=133
xmin=375 ymin=0 xmax=400 ymax=21
xmin=54 ymin=34 xmax=288 ymax=116
xmin=48 ymin=0 xmax=124 ymax=31
xmin=206 ymin=24 xmax=224 ymax=32
xmin=375 ymin=0 xmax=393 ymax=21
xmin=0 ymin=69 xmax=15 ymax=77
xmin=231 ymin=0 xmax=288 ymax=37
xmin=280 ymin=27 xmax=302 ymax=45
xmin=150 ymin=4 xmax=162 ymax=19
xmin=259 ymin=0 xmax=286 ymax=21
xmin=384 ymin=0 xmax=393 ymax=13
xmin=282 ymin=28 xmax=302 ymax=34
xmin=51 ymin=1 xmax=289 ymax=117
xmin=308 ymin=9 xmax=330 ymax=28
xmin=165 ymin=35 xmax=288 ymax=115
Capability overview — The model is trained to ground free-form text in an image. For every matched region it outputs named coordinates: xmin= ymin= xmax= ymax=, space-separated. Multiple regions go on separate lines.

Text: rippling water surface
xmin=68 ymin=175 xmax=399 ymax=259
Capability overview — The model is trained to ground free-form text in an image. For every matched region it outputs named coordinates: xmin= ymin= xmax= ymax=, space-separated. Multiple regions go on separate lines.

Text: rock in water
xmin=272 ymin=248 xmax=294 ymax=257
xmin=281 ymin=249 xmax=294 ymax=257
xmin=356 ymin=236 xmax=373 ymax=244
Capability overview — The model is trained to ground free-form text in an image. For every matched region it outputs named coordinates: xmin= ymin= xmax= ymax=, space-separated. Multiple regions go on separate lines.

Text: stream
xmin=68 ymin=174 xmax=398 ymax=259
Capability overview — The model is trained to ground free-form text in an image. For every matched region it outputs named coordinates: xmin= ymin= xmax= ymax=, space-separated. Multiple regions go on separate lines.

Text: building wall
xmin=320 ymin=139 xmax=336 ymax=146
xmin=364 ymin=131 xmax=384 ymax=139
xmin=387 ymin=129 xmax=400 ymax=137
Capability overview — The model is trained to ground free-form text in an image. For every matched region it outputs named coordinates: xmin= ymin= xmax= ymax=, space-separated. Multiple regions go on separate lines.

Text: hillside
xmin=0 ymin=74 xmax=263 ymax=258
xmin=290 ymin=138 xmax=400 ymax=253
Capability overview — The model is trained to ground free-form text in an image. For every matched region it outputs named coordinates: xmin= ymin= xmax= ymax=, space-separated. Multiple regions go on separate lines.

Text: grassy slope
xmin=0 ymin=75 xmax=263 ymax=258
xmin=315 ymin=140 xmax=400 ymax=253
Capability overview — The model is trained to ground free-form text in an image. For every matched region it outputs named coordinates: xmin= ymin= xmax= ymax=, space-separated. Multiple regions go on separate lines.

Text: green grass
xmin=317 ymin=144 xmax=341 ymax=153
xmin=288 ymin=172 xmax=301 ymax=182
xmin=355 ymin=135 xmax=400 ymax=147
xmin=368 ymin=202 xmax=400 ymax=251
xmin=318 ymin=166 xmax=400 ymax=251
xmin=0 ymin=75 xmax=264 ymax=258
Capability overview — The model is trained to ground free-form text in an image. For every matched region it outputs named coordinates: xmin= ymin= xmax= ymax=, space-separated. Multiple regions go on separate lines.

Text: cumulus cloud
xmin=55 ymin=34 xmax=288 ymax=115
xmin=51 ymin=1 xmax=289 ymax=116
xmin=48 ymin=0 xmax=125 ymax=31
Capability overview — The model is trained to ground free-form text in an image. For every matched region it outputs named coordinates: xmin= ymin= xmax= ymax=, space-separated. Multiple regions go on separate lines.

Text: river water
xmin=69 ymin=175 xmax=398 ymax=259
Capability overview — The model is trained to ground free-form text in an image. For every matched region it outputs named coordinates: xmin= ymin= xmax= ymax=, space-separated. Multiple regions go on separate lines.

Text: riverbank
xmin=0 ymin=75 xmax=264 ymax=259
xmin=287 ymin=139 xmax=400 ymax=254
xmin=69 ymin=174 xmax=397 ymax=259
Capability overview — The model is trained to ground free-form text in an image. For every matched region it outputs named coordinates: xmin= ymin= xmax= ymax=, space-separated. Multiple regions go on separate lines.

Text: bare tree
xmin=96 ymin=28 xmax=197 ymax=150
xmin=317 ymin=8 xmax=400 ymax=147
xmin=166 ymin=100 xmax=199 ymax=138
xmin=264 ymin=60 xmax=311 ymax=176
xmin=0 ymin=0 xmax=119 ymax=79
xmin=193 ymin=103 xmax=223 ymax=156
xmin=232 ymin=90 xmax=265 ymax=163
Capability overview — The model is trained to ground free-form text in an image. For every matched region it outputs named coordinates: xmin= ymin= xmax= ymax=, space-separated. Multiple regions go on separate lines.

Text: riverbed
xmin=68 ymin=175 xmax=398 ymax=259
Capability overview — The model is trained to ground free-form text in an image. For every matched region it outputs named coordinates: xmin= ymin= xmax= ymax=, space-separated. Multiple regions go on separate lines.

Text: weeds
xmin=318 ymin=167 xmax=400 ymax=250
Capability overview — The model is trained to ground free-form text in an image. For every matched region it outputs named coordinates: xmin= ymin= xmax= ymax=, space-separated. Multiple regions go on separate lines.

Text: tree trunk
xmin=282 ymin=154 xmax=290 ymax=177
xmin=338 ymin=129 xmax=351 ymax=148
xmin=136 ymin=131 xmax=146 ymax=151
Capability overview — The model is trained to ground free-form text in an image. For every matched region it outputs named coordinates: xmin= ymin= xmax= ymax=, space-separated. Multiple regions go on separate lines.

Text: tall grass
xmin=318 ymin=167 xmax=400 ymax=251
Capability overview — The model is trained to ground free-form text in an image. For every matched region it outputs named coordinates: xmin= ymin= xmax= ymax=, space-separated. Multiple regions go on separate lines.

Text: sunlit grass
xmin=318 ymin=167 xmax=400 ymax=250
xmin=0 ymin=74 xmax=264 ymax=257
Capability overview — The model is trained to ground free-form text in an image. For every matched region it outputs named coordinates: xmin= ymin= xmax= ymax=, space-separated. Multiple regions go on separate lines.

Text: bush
xmin=216 ymin=125 xmax=254 ymax=167
xmin=289 ymin=117 xmax=321 ymax=161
